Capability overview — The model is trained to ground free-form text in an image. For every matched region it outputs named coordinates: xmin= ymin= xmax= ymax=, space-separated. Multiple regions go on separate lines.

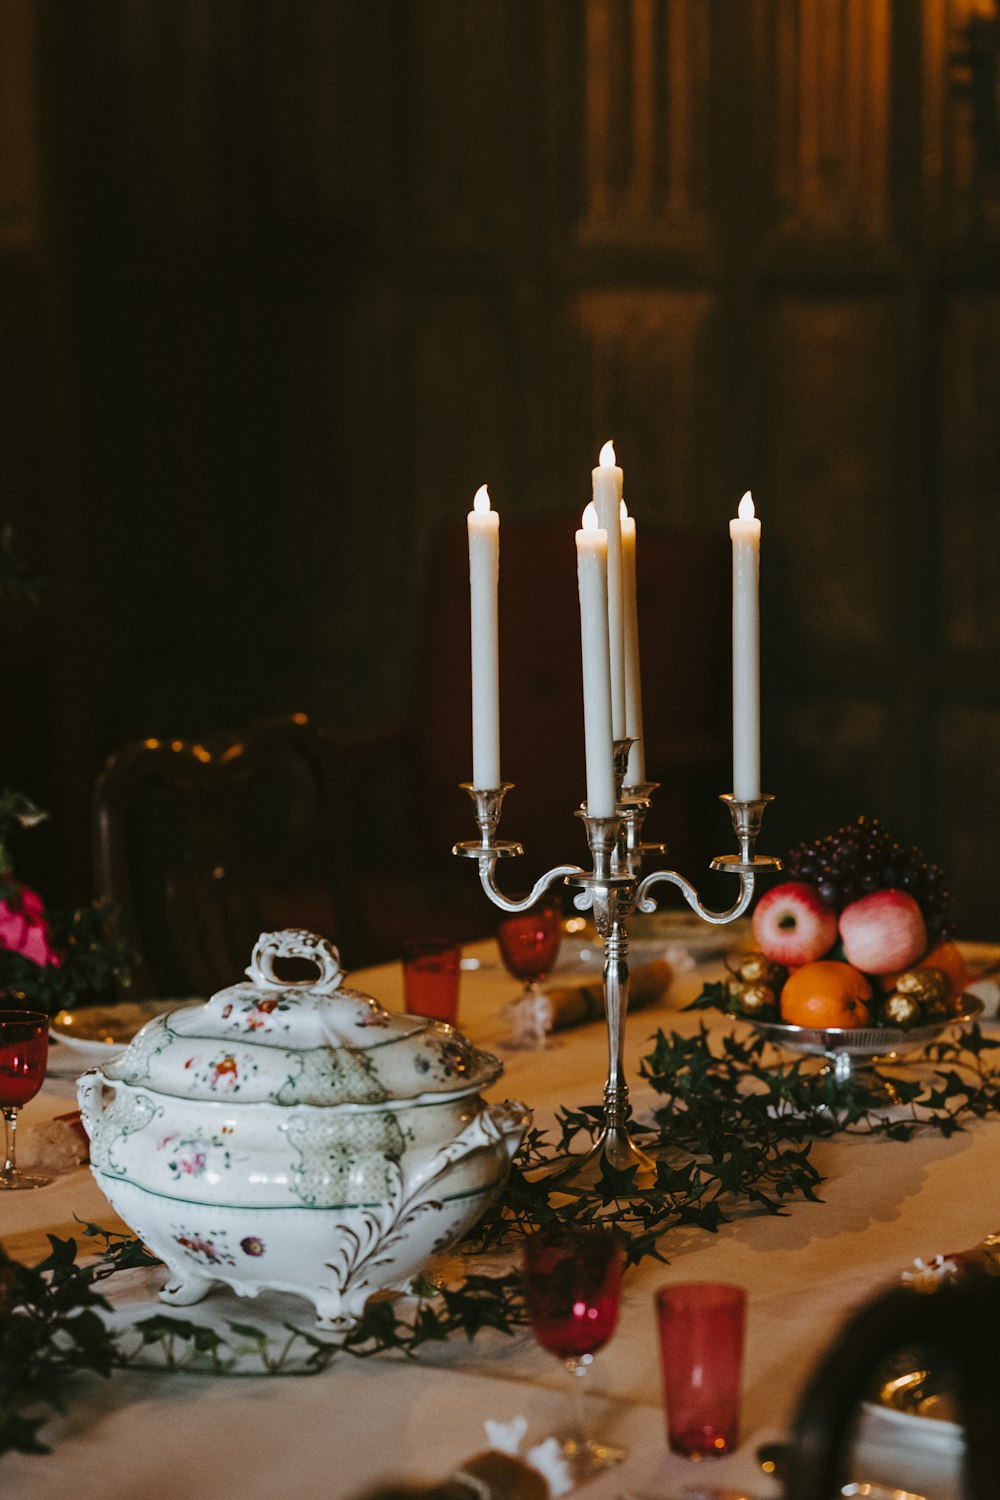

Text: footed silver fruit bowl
xmin=749 ymin=996 xmax=983 ymax=1083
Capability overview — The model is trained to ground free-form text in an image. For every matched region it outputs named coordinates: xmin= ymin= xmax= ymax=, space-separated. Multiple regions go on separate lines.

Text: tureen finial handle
xmin=246 ymin=930 xmax=345 ymax=993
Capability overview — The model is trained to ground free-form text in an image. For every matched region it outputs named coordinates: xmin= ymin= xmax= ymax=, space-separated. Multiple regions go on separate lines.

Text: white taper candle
xmin=730 ymin=490 xmax=761 ymax=801
xmin=620 ymin=500 xmax=645 ymax=786
xmin=468 ymin=484 xmax=500 ymax=789
xmin=576 ymin=503 xmax=616 ymax=818
xmin=591 ymin=440 xmax=626 ymax=740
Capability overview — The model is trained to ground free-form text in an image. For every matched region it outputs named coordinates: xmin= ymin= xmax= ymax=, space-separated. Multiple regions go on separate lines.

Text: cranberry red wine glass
xmin=521 ymin=1228 xmax=627 ymax=1478
xmin=496 ymin=904 xmax=562 ymax=1049
xmin=0 ymin=1010 xmax=50 ymax=1190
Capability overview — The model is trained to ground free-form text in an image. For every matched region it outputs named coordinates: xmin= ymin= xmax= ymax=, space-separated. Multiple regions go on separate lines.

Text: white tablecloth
xmin=3 ymin=938 xmax=998 ymax=1500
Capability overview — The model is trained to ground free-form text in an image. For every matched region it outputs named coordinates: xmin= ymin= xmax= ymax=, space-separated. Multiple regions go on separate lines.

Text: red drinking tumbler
xmin=402 ymin=940 xmax=462 ymax=1023
xmin=654 ymin=1282 xmax=747 ymax=1458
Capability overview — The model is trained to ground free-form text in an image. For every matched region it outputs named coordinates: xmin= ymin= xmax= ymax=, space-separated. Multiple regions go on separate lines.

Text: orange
xmin=880 ymin=940 xmax=969 ymax=999
xmin=780 ymin=960 xmax=873 ymax=1029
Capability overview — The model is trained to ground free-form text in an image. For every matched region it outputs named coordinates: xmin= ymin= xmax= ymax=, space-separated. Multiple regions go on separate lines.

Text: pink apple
xmin=752 ymin=882 xmax=838 ymax=967
xmin=838 ymin=888 xmax=927 ymax=975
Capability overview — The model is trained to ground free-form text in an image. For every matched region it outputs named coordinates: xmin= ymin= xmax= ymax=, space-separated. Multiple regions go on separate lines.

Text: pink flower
xmin=0 ymin=886 xmax=61 ymax=968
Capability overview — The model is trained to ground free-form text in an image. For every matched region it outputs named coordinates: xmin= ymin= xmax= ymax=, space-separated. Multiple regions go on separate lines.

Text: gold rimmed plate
xmin=49 ymin=999 xmax=200 ymax=1069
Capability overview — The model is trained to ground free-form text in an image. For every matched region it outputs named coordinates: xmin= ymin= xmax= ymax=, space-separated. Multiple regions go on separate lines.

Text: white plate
xmin=49 ymin=999 xmax=200 ymax=1067
xmin=558 ymin=912 xmax=751 ymax=972
xmin=852 ymin=1401 xmax=963 ymax=1500
xmin=630 ymin=909 xmax=751 ymax=955
xmin=960 ymin=942 xmax=1000 ymax=1019
xmin=555 ymin=934 xmax=681 ymax=974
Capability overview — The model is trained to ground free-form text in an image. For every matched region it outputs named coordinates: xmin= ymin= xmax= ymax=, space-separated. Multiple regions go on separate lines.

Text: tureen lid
xmin=102 ymin=929 xmax=502 ymax=1107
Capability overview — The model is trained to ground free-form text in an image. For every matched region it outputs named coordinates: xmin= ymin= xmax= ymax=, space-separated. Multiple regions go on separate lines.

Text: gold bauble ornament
xmin=883 ymin=992 xmax=924 ymax=1027
xmin=734 ymin=981 xmax=776 ymax=1016
xmin=894 ymin=966 xmax=950 ymax=1015
xmin=731 ymin=952 xmax=785 ymax=988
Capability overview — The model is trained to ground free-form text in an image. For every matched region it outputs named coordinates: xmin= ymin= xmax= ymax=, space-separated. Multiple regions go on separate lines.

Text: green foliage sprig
xmin=0 ymin=899 xmax=135 ymax=1016
xmin=4 ymin=1017 xmax=1000 ymax=1456
xmin=0 ymin=786 xmax=135 ymax=1015
xmin=0 ymin=1234 xmax=121 ymax=1454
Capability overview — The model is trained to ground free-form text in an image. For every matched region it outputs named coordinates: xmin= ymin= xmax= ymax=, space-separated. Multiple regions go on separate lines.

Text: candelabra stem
xmin=544 ymin=813 xmax=657 ymax=1188
xmin=591 ymin=908 xmax=657 ymax=1182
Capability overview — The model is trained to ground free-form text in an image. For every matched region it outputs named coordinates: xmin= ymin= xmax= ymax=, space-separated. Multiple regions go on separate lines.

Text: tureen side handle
xmin=403 ymin=1099 xmax=530 ymax=1199
xmin=77 ymin=1070 xmax=110 ymax=1140
xmin=488 ymin=1099 xmax=532 ymax=1163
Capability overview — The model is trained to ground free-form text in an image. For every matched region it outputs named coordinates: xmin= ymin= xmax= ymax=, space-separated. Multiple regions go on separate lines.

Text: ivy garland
xmin=3 ymin=1017 xmax=1000 ymax=1456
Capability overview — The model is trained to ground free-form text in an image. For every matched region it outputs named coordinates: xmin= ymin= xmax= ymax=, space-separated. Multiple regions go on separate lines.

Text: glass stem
xmin=2 ymin=1106 xmax=18 ymax=1178
xmin=566 ymin=1353 xmax=593 ymax=1451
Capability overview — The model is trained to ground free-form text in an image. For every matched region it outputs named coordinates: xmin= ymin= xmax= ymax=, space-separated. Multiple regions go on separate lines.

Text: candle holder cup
xmin=454 ymin=746 xmax=780 ymax=1187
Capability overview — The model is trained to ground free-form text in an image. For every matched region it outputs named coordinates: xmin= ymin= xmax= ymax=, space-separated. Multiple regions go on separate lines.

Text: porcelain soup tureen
xmin=78 ymin=929 xmax=528 ymax=1331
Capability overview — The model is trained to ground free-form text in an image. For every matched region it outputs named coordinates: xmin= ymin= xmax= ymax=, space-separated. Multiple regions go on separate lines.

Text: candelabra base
xmin=534 ymin=1122 xmax=658 ymax=1193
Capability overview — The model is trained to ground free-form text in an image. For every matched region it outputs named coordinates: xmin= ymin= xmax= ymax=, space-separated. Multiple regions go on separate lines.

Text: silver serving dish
xmin=749 ymin=995 xmax=984 ymax=1083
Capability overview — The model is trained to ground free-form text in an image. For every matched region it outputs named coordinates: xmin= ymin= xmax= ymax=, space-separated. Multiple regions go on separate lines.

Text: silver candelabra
xmin=454 ymin=741 xmax=780 ymax=1186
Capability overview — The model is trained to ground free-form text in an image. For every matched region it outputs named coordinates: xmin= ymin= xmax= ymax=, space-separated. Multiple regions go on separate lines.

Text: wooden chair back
xmin=93 ymin=715 xmax=370 ymax=999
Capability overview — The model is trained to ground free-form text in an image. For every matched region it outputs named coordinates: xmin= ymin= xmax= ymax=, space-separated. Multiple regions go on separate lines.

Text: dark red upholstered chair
xmin=358 ymin=516 xmax=730 ymax=954
xmin=421 ymin=515 xmax=729 ymax=875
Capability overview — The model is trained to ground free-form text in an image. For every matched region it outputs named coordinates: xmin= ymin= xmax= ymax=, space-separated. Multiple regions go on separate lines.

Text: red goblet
xmin=522 ymin=1228 xmax=627 ymax=1479
xmin=496 ymin=904 xmax=562 ymax=1049
xmin=0 ymin=1010 xmax=50 ymax=1190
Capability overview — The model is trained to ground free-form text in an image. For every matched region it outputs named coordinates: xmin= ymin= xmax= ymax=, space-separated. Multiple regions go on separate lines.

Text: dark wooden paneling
xmin=941 ymin=297 xmax=1000 ymax=653
xmin=577 ymin=0 xmax=716 ymax=250
xmin=765 ymin=297 xmax=894 ymax=652
xmin=566 ymin=289 xmax=725 ymax=527
xmin=0 ymin=0 xmax=995 ymax=940
xmin=0 ymin=0 xmax=37 ymax=248
xmin=938 ymin=706 xmax=1000 ymax=939
xmin=928 ymin=0 xmax=1000 ymax=253
xmin=755 ymin=0 xmax=894 ymax=251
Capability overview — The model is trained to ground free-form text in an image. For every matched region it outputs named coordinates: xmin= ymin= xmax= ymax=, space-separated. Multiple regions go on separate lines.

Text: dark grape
xmin=781 ymin=814 xmax=954 ymax=939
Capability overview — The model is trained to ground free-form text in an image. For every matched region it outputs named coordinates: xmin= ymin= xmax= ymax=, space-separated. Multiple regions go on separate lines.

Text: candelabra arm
xmin=635 ymin=866 xmax=756 ymax=925
xmin=452 ymin=783 xmax=585 ymax=913
xmin=477 ymin=860 xmax=586 ymax=915
xmin=635 ymin=793 xmax=780 ymax=926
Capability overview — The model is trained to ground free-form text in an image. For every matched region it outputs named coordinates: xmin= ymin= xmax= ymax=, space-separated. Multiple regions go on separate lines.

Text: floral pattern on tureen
xmin=78 ymin=928 xmax=529 ymax=1332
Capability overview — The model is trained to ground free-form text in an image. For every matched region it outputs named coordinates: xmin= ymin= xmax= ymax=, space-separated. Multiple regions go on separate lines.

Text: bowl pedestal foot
xmin=159 ymin=1268 xmax=217 ymax=1308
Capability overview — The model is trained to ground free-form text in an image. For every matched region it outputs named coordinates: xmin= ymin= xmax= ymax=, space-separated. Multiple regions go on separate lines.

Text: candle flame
xmin=599 ymin=440 xmax=617 ymax=467
xmin=738 ymin=490 xmax=755 ymax=521
xmin=620 ymin=498 xmax=629 ymax=520
xmin=582 ymin=502 xmax=599 ymax=531
xmin=473 ymin=484 xmax=491 ymax=513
